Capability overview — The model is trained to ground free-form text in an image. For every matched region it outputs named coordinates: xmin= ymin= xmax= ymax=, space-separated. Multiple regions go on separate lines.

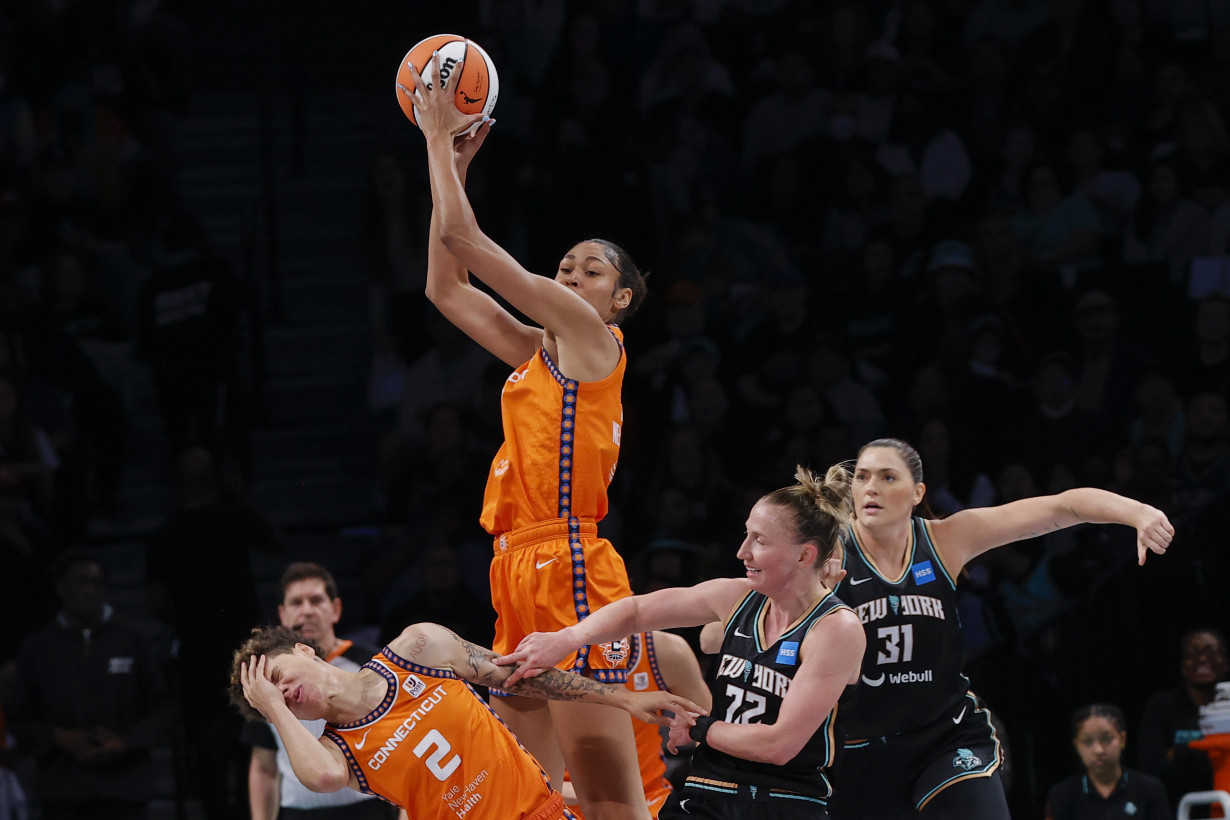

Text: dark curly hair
xmin=227 ymin=625 xmax=324 ymax=722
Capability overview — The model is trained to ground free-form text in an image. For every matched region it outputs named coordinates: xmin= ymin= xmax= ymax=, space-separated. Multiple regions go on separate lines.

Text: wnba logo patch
xmin=599 ymin=639 xmax=628 ymax=665
xmin=633 ymin=671 xmax=650 ymax=690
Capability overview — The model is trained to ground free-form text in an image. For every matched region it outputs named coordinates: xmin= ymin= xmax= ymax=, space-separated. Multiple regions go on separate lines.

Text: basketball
xmin=396 ymin=34 xmax=499 ymax=135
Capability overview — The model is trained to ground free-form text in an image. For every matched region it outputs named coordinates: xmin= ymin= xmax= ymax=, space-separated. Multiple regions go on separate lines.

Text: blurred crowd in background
xmin=1 ymin=0 xmax=1230 ymax=817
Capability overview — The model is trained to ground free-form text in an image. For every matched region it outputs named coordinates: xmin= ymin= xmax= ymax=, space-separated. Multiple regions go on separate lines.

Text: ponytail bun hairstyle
xmin=762 ymin=463 xmax=854 ymax=564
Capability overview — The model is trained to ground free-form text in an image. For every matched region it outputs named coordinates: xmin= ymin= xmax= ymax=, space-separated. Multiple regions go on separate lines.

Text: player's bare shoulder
xmin=388 ymin=623 xmax=454 ymax=669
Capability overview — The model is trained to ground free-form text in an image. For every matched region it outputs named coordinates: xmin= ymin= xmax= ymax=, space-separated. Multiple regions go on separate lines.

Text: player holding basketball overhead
xmin=498 ymin=466 xmax=867 ymax=820
xmin=403 ymin=53 xmax=650 ymax=819
xmin=230 ymin=623 xmax=703 ymax=820
xmin=828 ymin=438 xmax=1174 ymax=819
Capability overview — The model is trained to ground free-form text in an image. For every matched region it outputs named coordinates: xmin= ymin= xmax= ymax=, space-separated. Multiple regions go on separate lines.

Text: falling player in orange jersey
xmin=230 ymin=623 xmax=704 ymax=820
xmin=404 ymin=52 xmax=650 ymax=819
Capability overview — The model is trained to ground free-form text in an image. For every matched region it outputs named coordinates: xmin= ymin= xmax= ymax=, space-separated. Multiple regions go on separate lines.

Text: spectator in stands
xmin=741 ymin=51 xmax=828 ymax=170
xmin=377 ymin=543 xmax=495 ymax=650
xmin=360 ymin=149 xmax=431 ymax=365
xmin=1174 ymin=292 xmax=1230 ymax=398
xmin=1045 ymin=703 xmax=1172 ymax=820
xmin=0 ymin=372 xmax=56 ymax=538
xmin=136 ymin=205 xmax=244 ymax=464
xmin=1173 ymin=391 xmax=1230 ymax=516
xmin=1071 ymin=290 xmax=1148 ymax=427
xmin=1008 ymin=352 xmax=1115 ymax=485
xmin=1067 ymin=128 xmax=1142 ymax=240
xmin=245 ymin=562 xmax=395 ymax=820
xmin=1128 ymin=371 xmax=1185 ymax=460
xmin=5 ymin=547 xmax=166 ymax=820
xmin=1124 ymin=153 xmax=1212 ymax=285
xmin=1012 ymin=160 xmax=1103 ymax=275
xmin=1173 ymin=98 xmax=1230 ymax=215
xmin=1137 ymin=628 xmax=1228 ymax=816
xmin=146 ymin=446 xmax=278 ymax=820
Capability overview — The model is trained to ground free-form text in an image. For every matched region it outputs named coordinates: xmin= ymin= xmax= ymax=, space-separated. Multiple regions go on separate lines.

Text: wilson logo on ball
xmin=395 ymin=34 xmax=499 ymax=136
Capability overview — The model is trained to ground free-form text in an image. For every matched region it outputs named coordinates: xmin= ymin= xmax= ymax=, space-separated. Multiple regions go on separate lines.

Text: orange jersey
xmin=323 ymin=647 xmax=565 ymax=820
xmin=480 ymin=328 xmax=626 ymax=534
xmin=625 ymin=633 xmax=673 ymax=817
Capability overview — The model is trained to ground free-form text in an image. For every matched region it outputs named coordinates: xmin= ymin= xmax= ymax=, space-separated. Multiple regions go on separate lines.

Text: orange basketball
xmin=395 ymin=34 xmax=499 ymax=134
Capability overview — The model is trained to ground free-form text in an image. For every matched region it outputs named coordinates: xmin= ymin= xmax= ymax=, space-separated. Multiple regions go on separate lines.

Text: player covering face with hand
xmin=230 ymin=622 xmax=704 ymax=820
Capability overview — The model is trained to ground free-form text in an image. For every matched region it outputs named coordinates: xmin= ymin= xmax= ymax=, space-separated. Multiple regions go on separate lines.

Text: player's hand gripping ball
xmin=396 ymin=34 xmax=498 ymax=136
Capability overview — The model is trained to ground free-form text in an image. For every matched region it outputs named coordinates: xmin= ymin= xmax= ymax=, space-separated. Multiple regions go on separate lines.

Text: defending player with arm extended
xmin=826 ymin=438 xmax=1174 ymax=820
xmin=499 ymin=466 xmax=866 ymax=820
xmin=391 ymin=622 xmax=704 ymax=726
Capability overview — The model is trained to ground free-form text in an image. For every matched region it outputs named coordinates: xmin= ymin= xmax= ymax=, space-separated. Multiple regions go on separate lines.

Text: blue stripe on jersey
xmin=769 ymin=791 xmax=828 ymax=805
xmin=643 ymin=632 xmax=670 ymax=692
xmin=686 ymin=782 xmax=738 ymax=795
xmin=379 ymin=647 xmax=459 ymax=679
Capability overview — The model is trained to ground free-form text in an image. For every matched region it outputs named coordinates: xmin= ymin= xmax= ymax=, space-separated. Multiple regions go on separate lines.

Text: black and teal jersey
xmin=693 ymin=589 xmax=854 ymax=801
xmin=836 ymin=516 xmax=968 ymax=740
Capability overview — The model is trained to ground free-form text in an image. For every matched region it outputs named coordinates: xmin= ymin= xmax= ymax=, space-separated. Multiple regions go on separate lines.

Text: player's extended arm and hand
xmin=400 ymin=58 xmax=542 ymax=367
xmin=408 ymin=53 xmax=620 ymax=363
xmin=497 ymin=579 xmax=749 ymax=685
xmin=394 ymin=623 xmax=705 ymax=726
xmin=936 ymin=487 xmax=1174 ymax=570
xmin=239 ymin=655 xmax=351 ymax=793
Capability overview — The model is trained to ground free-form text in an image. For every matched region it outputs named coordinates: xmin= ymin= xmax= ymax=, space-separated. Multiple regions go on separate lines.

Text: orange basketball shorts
xmin=489 ymin=517 xmax=633 ymax=691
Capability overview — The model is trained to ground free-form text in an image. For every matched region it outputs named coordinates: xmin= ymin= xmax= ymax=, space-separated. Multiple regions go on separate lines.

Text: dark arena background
xmin=0 ymin=1 xmax=1228 ymax=818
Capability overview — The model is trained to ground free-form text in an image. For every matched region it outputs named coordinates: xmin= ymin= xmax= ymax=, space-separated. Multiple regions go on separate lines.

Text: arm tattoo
xmin=508 ymin=668 xmax=614 ymax=702
xmin=446 ymin=632 xmax=614 ymax=702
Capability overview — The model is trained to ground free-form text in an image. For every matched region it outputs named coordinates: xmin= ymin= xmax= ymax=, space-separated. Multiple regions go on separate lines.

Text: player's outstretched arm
xmin=392 ymin=623 xmax=705 ymax=726
xmin=411 ymin=56 xmax=617 ymax=356
xmin=933 ymin=487 xmax=1174 ymax=570
xmin=497 ymin=578 xmax=750 ymax=685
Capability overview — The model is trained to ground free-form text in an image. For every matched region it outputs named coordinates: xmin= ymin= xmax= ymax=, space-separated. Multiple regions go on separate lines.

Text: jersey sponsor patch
xmin=775 ymin=641 xmax=799 ymax=666
xmin=402 ymin=674 xmax=427 ymax=698
xmin=911 ymin=560 xmax=936 ymax=585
